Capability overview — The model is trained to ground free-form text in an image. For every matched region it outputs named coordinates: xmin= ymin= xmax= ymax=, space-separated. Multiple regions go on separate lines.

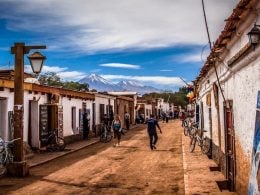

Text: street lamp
xmin=28 ymin=51 xmax=46 ymax=74
xmin=248 ymin=23 xmax=260 ymax=49
xmin=9 ymin=43 xmax=46 ymax=176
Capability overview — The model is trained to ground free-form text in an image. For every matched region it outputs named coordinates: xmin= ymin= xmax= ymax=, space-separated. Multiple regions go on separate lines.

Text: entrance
xmin=0 ymin=98 xmax=7 ymax=140
xmin=29 ymin=100 xmax=39 ymax=148
xmin=224 ymin=100 xmax=235 ymax=191
xmin=39 ymin=104 xmax=63 ymax=147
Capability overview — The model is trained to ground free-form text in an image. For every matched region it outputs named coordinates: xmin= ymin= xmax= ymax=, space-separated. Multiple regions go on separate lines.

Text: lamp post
xmin=248 ymin=23 xmax=260 ymax=49
xmin=9 ymin=43 xmax=46 ymax=176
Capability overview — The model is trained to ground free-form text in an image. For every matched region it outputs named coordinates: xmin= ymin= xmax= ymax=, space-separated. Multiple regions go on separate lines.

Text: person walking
xmin=112 ymin=115 xmax=122 ymax=147
xmin=124 ymin=111 xmax=130 ymax=130
xmin=146 ymin=114 xmax=162 ymax=150
xmin=83 ymin=110 xmax=90 ymax=140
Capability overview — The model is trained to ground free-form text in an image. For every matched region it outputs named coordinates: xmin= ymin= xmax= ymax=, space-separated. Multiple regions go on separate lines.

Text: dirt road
xmin=0 ymin=120 xmax=184 ymax=195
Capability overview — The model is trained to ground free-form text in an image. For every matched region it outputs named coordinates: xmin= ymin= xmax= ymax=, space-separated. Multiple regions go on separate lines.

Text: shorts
xmin=114 ymin=130 xmax=121 ymax=140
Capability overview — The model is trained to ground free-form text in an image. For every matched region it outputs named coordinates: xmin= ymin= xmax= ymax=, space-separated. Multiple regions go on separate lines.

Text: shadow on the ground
xmin=0 ymin=125 xmax=146 ymax=193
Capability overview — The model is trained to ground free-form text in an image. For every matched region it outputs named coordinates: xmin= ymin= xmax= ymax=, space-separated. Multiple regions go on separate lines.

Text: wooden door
xmin=224 ymin=100 xmax=235 ymax=191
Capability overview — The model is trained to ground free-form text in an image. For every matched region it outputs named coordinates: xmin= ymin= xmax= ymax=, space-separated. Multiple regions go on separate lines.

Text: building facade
xmin=195 ymin=0 xmax=260 ymax=193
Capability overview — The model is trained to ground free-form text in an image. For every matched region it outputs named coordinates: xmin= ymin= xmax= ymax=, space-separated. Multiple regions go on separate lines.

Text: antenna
xmin=179 ymin=77 xmax=189 ymax=86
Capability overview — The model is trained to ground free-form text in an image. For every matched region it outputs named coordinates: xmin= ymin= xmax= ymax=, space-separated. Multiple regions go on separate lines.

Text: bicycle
xmin=0 ymin=137 xmax=21 ymax=176
xmin=100 ymin=122 xmax=113 ymax=143
xmin=46 ymin=130 xmax=66 ymax=151
xmin=189 ymin=127 xmax=210 ymax=154
xmin=183 ymin=118 xmax=196 ymax=137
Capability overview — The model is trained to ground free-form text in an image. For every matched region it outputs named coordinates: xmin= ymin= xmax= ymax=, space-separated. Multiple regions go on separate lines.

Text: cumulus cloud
xmin=57 ymin=71 xmax=87 ymax=80
xmin=172 ymin=49 xmax=210 ymax=64
xmin=0 ymin=0 xmax=238 ymax=53
xmin=160 ymin=69 xmax=173 ymax=72
xmin=101 ymin=74 xmax=183 ymax=86
xmin=100 ymin=63 xmax=141 ymax=69
xmin=42 ymin=66 xmax=68 ymax=73
xmin=24 ymin=65 xmax=86 ymax=81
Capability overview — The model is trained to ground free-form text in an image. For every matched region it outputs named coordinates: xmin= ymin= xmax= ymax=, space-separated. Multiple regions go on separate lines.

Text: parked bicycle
xmin=189 ymin=127 xmax=210 ymax=154
xmin=100 ymin=121 xmax=113 ymax=143
xmin=46 ymin=130 xmax=66 ymax=151
xmin=0 ymin=137 xmax=21 ymax=176
xmin=183 ymin=117 xmax=197 ymax=137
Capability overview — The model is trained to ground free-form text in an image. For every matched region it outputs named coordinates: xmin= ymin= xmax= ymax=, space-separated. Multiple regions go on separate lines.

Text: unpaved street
xmin=0 ymin=121 xmax=184 ymax=195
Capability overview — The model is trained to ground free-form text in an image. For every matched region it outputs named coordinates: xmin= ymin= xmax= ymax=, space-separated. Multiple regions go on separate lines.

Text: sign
xmin=39 ymin=105 xmax=48 ymax=146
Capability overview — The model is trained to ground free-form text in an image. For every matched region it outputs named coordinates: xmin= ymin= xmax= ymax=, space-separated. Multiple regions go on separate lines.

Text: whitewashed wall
xmin=94 ymin=94 xmax=115 ymax=125
xmin=61 ymin=97 xmax=93 ymax=137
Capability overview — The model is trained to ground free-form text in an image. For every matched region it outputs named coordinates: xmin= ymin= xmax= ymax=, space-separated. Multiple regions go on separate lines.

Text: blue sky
xmin=0 ymin=0 xmax=238 ymax=91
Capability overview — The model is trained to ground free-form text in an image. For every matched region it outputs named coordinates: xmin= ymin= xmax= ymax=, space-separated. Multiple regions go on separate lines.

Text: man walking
xmin=147 ymin=114 xmax=162 ymax=150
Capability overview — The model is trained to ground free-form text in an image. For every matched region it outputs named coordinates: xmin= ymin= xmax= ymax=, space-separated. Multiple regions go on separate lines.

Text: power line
xmin=201 ymin=0 xmax=226 ymax=104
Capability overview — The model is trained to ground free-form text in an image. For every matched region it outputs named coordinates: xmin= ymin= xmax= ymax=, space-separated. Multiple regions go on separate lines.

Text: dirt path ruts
xmin=0 ymin=120 xmax=184 ymax=195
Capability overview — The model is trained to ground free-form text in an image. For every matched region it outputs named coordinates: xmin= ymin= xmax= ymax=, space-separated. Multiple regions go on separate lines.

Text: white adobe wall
xmin=61 ymin=97 xmax=93 ymax=137
xmin=94 ymin=95 xmax=115 ymax=125
xmin=0 ymin=89 xmax=48 ymax=142
xmin=24 ymin=91 xmax=47 ymax=142
xmin=0 ymin=88 xmax=14 ymax=140
xmin=144 ymin=104 xmax=152 ymax=119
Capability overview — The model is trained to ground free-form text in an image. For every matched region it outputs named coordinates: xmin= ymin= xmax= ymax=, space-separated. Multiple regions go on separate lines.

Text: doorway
xmin=29 ymin=100 xmax=39 ymax=148
xmin=224 ymin=100 xmax=235 ymax=191
xmin=39 ymin=104 xmax=61 ymax=147
xmin=0 ymin=98 xmax=7 ymax=140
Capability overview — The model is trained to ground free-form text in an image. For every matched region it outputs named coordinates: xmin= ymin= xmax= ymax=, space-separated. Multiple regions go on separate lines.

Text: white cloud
xmin=57 ymin=71 xmax=87 ymax=81
xmin=100 ymin=63 xmax=140 ymax=69
xmin=24 ymin=65 xmax=86 ymax=81
xmin=160 ymin=69 xmax=173 ymax=72
xmin=172 ymin=49 xmax=210 ymax=64
xmin=101 ymin=74 xmax=183 ymax=86
xmin=42 ymin=66 xmax=68 ymax=73
xmin=25 ymin=65 xmax=68 ymax=73
xmin=0 ymin=0 xmax=238 ymax=53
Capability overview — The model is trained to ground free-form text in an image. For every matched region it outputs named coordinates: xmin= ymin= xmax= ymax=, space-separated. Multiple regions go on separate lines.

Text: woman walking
xmin=112 ymin=115 xmax=122 ymax=147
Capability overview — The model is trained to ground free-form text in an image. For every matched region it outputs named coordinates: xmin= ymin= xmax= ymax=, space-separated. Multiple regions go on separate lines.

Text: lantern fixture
xmin=248 ymin=23 xmax=260 ymax=49
xmin=28 ymin=51 xmax=46 ymax=74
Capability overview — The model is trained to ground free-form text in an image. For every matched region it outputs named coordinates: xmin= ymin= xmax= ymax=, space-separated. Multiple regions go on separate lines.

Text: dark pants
xmin=125 ymin=119 xmax=130 ymax=130
xmin=148 ymin=131 xmax=158 ymax=150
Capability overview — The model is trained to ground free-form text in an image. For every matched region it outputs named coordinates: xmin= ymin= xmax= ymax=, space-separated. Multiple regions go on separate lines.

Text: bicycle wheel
xmin=201 ymin=137 xmax=210 ymax=154
xmin=106 ymin=132 xmax=113 ymax=142
xmin=57 ymin=137 xmax=66 ymax=151
xmin=0 ymin=151 xmax=7 ymax=176
xmin=189 ymin=136 xmax=197 ymax=153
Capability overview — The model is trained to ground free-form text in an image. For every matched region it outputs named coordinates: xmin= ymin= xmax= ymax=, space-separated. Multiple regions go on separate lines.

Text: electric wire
xmin=201 ymin=0 xmax=226 ymax=103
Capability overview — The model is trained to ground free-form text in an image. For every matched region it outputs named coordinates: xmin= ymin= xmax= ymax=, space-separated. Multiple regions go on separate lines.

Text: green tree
xmin=38 ymin=72 xmax=89 ymax=91
xmin=142 ymin=87 xmax=189 ymax=108
xmin=38 ymin=72 xmax=63 ymax=87
xmin=63 ymin=81 xmax=89 ymax=91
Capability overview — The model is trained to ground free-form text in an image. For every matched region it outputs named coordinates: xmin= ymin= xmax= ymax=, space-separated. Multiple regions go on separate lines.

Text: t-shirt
xmin=147 ymin=118 xmax=160 ymax=133
xmin=113 ymin=120 xmax=121 ymax=131
xmin=125 ymin=113 xmax=130 ymax=120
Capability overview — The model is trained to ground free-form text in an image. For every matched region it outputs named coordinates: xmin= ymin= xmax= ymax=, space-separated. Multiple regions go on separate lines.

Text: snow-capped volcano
xmin=118 ymin=80 xmax=161 ymax=94
xmin=79 ymin=74 xmax=161 ymax=94
xmin=79 ymin=73 xmax=123 ymax=92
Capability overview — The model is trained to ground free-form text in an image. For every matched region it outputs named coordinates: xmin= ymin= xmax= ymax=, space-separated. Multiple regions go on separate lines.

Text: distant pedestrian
xmin=112 ymin=115 xmax=122 ymax=147
xmin=146 ymin=114 xmax=162 ymax=150
xmin=83 ymin=110 xmax=90 ymax=140
xmin=124 ymin=111 xmax=130 ymax=130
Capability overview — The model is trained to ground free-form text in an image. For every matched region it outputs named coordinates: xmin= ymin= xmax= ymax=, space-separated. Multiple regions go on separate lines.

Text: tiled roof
xmin=195 ymin=0 xmax=254 ymax=84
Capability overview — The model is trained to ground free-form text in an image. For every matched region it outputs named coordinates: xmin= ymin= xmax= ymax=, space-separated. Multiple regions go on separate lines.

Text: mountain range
xmin=79 ymin=73 xmax=161 ymax=94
